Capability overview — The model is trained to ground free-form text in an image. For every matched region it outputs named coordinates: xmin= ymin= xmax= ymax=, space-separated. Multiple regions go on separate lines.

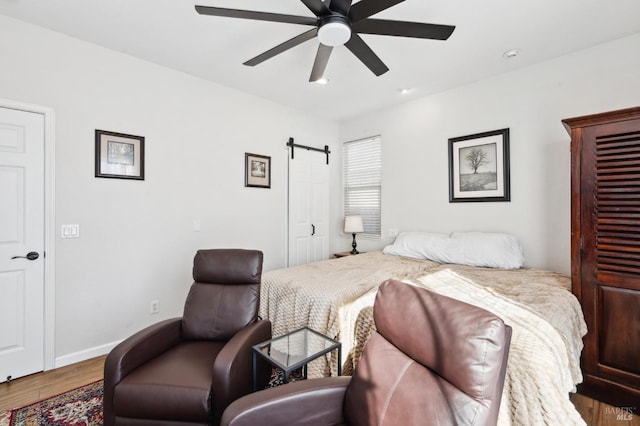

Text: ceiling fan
xmin=195 ymin=0 xmax=455 ymax=82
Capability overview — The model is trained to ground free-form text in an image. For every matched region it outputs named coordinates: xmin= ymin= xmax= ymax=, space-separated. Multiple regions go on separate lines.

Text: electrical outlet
xmin=150 ymin=300 xmax=160 ymax=314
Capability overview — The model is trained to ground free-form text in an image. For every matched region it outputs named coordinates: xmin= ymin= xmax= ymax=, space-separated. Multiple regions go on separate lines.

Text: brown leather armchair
xmin=104 ymin=249 xmax=272 ymax=426
xmin=221 ymin=279 xmax=512 ymax=426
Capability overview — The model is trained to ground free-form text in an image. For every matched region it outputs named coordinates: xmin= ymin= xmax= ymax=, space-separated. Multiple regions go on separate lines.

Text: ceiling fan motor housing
xmin=318 ymin=15 xmax=352 ymax=46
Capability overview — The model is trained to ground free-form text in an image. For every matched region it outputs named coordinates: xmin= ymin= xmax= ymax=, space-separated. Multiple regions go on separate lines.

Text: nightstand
xmin=333 ymin=251 xmax=361 ymax=258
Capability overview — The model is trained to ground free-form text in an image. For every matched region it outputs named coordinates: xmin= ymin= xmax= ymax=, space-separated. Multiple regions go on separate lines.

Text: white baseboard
xmin=54 ymin=340 xmax=121 ymax=369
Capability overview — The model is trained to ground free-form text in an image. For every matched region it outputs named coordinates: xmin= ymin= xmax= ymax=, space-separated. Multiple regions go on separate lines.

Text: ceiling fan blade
xmin=309 ymin=44 xmax=334 ymax=82
xmin=195 ymin=6 xmax=317 ymax=26
xmin=349 ymin=0 xmax=404 ymax=24
xmin=328 ymin=0 xmax=353 ymax=16
xmin=344 ymin=34 xmax=389 ymax=76
xmin=354 ymin=19 xmax=455 ymax=40
xmin=299 ymin=0 xmax=331 ymax=17
xmin=244 ymin=29 xmax=318 ymax=66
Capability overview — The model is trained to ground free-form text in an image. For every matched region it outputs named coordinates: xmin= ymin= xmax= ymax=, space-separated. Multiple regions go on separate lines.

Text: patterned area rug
xmin=0 ymin=368 xmax=301 ymax=425
xmin=0 ymin=380 xmax=103 ymax=426
xmin=267 ymin=367 xmax=303 ymax=388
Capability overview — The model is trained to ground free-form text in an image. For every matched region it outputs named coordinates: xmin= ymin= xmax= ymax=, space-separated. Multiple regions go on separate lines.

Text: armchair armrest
xmin=221 ymin=376 xmax=351 ymax=426
xmin=103 ymin=318 xmax=182 ymax=426
xmin=212 ymin=319 xmax=272 ymax=424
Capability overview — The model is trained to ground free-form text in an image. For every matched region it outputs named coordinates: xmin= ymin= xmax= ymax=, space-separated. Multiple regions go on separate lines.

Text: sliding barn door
xmin=288 ymin=148 xmax=329 ymax=267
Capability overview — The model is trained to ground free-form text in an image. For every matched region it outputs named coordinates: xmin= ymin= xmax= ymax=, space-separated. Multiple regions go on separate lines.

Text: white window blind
xmin=343 ymin=135 xmax=382 ymax=237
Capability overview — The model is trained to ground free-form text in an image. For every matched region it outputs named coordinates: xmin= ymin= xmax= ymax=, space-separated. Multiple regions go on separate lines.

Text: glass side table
xmin=252 ymin=327 xmax=342 ymax=391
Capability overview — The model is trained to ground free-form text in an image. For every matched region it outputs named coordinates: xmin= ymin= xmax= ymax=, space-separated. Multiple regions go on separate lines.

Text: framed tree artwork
xmin=448 ymin=128 xmax=510 ymax=202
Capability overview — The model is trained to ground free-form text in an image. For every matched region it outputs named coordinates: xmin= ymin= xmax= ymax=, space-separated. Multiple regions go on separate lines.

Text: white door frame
xmin=1 ymin=98 xmax=56 ymax=371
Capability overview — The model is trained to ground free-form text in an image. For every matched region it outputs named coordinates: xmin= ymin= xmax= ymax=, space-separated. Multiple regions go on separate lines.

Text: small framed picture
xmin=448 ymin=128 xmax=510 ymax=202
xmin=95 ymin=130 xmax=145 ymax=180
xmin=245 ymin=153 xmax=271 ymax=188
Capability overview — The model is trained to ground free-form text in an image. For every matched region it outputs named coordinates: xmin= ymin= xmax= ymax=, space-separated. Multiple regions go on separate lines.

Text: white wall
xmin=0 ymin=15 xmax=338 ymax=364
xmin=336 ymin=33 xmax=640 ymax=275
xmin=2 ymin=10 xmax=638 ymax=366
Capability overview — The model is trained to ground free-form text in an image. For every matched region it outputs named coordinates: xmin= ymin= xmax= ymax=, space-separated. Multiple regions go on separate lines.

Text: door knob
xmin=11 ymin=251 xmax=40 ymax=261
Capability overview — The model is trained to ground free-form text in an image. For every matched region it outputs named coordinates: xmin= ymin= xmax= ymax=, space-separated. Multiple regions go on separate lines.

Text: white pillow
xmin=383 ymin=232 xmax=462 ymax=263
xmin=384 ymin=231 xmax=524 ymax=269
xmin=451 ymin=232 xmax=524 ymax=269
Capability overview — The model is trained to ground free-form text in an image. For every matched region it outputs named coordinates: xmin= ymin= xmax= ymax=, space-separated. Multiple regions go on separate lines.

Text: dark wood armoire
xmin=563 ymin=107 xmax=640 ymax=411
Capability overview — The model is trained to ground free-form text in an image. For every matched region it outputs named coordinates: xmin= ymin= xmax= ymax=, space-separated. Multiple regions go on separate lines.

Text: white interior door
xmin=0 ymin=107 xmax=45 ymax=381
xmin=288 ymin=148 xmax=329 ymax=267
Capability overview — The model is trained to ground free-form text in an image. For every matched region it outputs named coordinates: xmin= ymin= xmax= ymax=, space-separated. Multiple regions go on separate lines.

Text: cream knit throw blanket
xmin=405 ymin=269 xmax=587 ymax=426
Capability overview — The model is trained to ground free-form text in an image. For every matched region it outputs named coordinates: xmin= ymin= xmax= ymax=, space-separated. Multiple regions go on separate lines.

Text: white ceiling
xmin=2 ymin=0 xmax=640 ymax=121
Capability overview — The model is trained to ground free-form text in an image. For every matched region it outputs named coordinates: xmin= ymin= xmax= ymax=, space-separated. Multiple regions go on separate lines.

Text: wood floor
xmin=571 ymin=393 xmax=640 ymax=426
xmin=0 ymin=355 xmax=637 ymax=425
xmin=0 ymin=355 xmax=105 ymax=413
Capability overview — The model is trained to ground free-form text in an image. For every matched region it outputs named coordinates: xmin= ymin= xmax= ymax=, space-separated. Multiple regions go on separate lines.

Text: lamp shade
xmin=344 ymin=215 xmax=364 ymax=234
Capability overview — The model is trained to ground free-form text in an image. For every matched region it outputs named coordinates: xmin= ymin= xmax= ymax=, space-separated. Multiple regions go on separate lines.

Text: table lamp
xmin=344 ymin=215 xmax=364 ymax=254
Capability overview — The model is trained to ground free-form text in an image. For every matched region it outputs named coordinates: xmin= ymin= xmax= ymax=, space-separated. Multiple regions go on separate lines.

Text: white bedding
xmin=260 ymin=251 xmax=588 ymax=425
xmin=260 ymin=252 xmax=439 ymax=376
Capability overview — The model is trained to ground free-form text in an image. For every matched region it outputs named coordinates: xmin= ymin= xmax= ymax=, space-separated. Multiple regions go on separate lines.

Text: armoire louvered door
xmin=564 ymin=107 xmax=640 ymax=411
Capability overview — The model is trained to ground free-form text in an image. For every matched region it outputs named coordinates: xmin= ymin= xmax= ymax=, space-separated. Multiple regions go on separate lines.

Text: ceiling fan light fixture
xmin=318 ymin=17 xmax=351 ymax=47
xmin=196 ymin=1 xmax=456 ymax=82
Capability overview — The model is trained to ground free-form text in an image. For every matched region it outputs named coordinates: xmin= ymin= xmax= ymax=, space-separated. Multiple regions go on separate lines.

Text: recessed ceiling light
xmin=399 ymin=88 xmax=413 ymax=95
xmin=314 ymin=78 xmax=330 ymax=85
xmin=503 ymin=49 xmax=521 ymax=59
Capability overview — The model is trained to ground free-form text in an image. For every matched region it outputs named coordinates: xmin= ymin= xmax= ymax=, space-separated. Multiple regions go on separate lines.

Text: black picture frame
xmin=245 ymin=153 xmax=271 ymax=188
xmin=448 ymin=128 xmax=510 ymax=202
xmin=95 ymin=130 xmax=145 ymax=180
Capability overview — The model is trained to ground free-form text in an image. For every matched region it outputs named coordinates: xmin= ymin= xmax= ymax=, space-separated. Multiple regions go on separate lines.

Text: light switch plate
xmin=61 ymin=224 xmax=80 ymax=239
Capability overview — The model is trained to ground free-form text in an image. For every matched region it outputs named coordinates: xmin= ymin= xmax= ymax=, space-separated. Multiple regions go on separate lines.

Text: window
xmin=343 ymin=135 xmax=382 ymax=237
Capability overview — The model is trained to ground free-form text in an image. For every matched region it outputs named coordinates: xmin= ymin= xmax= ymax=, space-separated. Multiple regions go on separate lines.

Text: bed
xmin=260 ymin=250 xmax=440 ymax=374
xmin=259 ymin=232 xmax=588 ymax=426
